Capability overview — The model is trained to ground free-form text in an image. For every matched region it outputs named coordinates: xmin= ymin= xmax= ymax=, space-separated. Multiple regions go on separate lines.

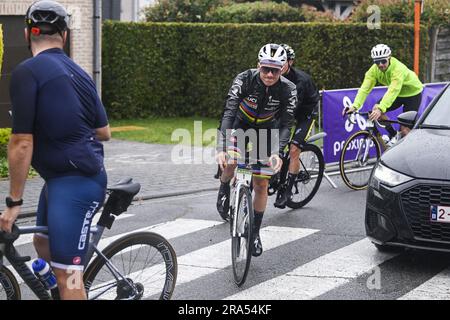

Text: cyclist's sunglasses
xmin=374 ymin=59 xmax=388 ymax=65
xmin=260 ymin=66 xmax=282 ymax=75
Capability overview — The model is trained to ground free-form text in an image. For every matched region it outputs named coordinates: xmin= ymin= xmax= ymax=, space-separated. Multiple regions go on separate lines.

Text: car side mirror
xmin=397 ymin=111 xmax=418 ymax=129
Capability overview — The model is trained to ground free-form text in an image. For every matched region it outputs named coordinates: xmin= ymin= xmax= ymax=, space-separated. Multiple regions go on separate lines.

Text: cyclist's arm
xmin=303 ymin=78 xmax=320 ymax=116
xmin=8 ymin=64 xmax=37 ymax=201
xmin=95 ymin=125 xmax=111 ymax=141
xmin=217 ymin=72 xmax=246 ymax=152
xmin=377 ymin=75 xmax=405 ymax=113
xmin=352 ymin=67 xmax=377 ymax=110
xmin=92 ymin=81 xmax=110 ymax=141
xmin=7 ymin=134 xmax=33 ymax=201
xmin=277 ymin=86 xmax=297 ymax=156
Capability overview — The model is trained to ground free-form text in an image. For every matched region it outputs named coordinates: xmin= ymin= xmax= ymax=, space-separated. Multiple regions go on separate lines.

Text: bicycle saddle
xmin=107 ymin=178 xmax=141 ymax=196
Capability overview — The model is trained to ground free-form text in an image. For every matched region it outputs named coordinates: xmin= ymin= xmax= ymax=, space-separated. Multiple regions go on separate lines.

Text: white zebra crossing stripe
xmin=398 ymin=268 xmax=450 ymax=300
xmin=131 ymin=226 xmax=319 ymax=298
xmin=225 ymin=238 xmax=399 ymax=300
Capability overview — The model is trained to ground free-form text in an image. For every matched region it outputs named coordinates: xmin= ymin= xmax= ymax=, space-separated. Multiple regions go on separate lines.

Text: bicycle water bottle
xmin=32 ymin=258 xmax=57 ymax=290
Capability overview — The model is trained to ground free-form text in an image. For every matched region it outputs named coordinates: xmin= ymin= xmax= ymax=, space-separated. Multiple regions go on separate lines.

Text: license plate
xmin=236 ymin=168 xmax=252 ymax=184
xmin=430 ymin=205 xmax=450 ymax=223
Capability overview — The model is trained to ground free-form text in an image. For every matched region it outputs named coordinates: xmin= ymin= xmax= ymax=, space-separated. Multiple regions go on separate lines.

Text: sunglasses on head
xmin=374 ymin=59 xmax=388 ymax=65
xmin=260 ymin=66 xmax=281 ymax=75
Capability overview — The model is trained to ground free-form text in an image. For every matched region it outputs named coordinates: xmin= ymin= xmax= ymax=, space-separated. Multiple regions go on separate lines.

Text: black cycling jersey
xmin=283 ymin=67 xmax=320 ymax=121
xmin=218 ymin=69 xmax=297 ymax=156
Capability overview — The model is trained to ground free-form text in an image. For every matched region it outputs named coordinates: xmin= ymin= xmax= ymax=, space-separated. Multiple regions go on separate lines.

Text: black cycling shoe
xmin=251 ymin=233 xmax=263 ymax=257
xmin=217 ymin=182 xmax=230 ymax=221
xmin=274 ymin=189 xmax=291 ymax=209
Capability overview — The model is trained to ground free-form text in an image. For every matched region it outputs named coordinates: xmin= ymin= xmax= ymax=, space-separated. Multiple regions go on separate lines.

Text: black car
xmin=366 ymin=83 xmax=450 ymax=252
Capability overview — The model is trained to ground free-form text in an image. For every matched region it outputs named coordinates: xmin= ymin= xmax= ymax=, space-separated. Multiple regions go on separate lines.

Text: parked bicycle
xmin=268 ymin=132 xmax=326 ymax=209
xmin=0 ymin=178 xmax=177 ymax=300
xmin=339 ymin=112 xmax=397 ymax=190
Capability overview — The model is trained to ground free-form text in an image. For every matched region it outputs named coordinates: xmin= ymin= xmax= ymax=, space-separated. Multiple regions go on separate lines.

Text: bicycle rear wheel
xmin=84 ymin=232 xmax=177 ymax=300
xmin=231 ymin=186 xmax=253 ymax=287
xmin=287 ymin=144 xmax=325 ymax=209
xmin=340 ymin=131 xmax=382 ymax=190
xmin=0 ymin=266 xmax=21 ymax=300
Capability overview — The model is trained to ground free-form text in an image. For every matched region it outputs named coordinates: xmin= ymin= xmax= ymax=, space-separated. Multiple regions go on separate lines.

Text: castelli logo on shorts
xmin=78 ymin=201 xmax=100 ymax=250
xmin=73 ymin=257 xmax=81 ymax=265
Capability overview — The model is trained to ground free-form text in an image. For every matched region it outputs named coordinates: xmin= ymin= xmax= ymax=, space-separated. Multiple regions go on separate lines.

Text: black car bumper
xmin=366 ymin=176 xmax=450 ymax=253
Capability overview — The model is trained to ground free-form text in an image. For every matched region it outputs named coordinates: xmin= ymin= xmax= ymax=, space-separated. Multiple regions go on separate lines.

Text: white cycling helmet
xmin=258 ymin=43 xmax=287 ymax=69
xmin=371 ymin=44 xmax=392 ymax=60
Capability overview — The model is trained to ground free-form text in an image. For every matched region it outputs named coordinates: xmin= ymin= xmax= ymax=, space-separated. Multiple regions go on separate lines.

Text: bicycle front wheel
xmin=0 ymin=266 xmax=21 ymax=300
xmin=287 ymin=144 xmax=325 ymax=209
xmin=231 ymin=186 xmax=253 ymax=287
xmin=84 ymin=232 xmax=177 ymax=300
xmin=340 ymin=131 xmax=382 ymax=190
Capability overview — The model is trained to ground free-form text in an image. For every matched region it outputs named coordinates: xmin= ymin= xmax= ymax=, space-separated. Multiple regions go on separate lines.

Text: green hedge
xmin=0 ymin=128 xmax=11 ymax=159
xmin=0 ymin=24 xmax=3 ymax=76
xmin=102 ymin=21 xmax=429 ymax=119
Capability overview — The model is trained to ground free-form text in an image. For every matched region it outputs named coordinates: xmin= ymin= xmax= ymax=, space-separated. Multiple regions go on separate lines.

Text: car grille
xmin=401 ymin=184 xmax=450 ymax=242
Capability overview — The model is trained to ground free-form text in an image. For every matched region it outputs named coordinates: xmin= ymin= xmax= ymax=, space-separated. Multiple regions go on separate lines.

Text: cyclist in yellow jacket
xmin=343 ymin=44 xmax=423 ymax=142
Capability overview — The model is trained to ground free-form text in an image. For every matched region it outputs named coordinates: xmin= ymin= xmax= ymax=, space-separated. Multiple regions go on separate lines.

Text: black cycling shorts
xmin=290 ymin=116 xmax=315 ymax=149
xmin=379 ymin=92 xmax=422 ymax=113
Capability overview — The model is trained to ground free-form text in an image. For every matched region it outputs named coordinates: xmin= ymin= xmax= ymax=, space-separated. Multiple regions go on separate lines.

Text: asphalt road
xmin=7 ymin=174 xmax=450 ymax=300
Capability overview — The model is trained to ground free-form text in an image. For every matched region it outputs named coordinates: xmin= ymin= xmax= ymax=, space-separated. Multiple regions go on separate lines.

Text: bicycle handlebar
xmin=344 ymin=111 xmax=398 ymax=128
xmin=0 ymin=224 xmax=20 ymax=244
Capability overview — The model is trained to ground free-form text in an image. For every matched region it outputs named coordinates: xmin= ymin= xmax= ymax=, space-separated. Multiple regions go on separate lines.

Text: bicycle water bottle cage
xmin=104 ymin=179 xmax=141 ymax=216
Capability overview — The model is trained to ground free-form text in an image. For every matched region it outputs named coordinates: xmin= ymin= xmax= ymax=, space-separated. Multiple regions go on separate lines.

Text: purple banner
xmin=322 ymin=83 xmax=447 ymax=164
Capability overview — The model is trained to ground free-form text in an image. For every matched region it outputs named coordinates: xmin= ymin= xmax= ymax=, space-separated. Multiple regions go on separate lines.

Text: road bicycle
xmin=339 ymin=112 xmax=397 ymax=190
xmin=268 ymin=132 xmax=326 ymax=209
xmin=228 ymin=163 xmax=255 ymax=287
xmin=215 ymin=158 xmax=273 ymax=287
xmin=0 ymin=178 xmax=177 ymax=300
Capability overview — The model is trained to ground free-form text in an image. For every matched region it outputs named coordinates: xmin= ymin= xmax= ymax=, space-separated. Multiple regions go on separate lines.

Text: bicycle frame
xmin=0 ymin=226 xmax=51 ymax=300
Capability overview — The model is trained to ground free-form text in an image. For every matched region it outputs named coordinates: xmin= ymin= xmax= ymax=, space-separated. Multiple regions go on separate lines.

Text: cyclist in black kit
xmin=274 ymin=44 xmax=320 ymax=209
xmin=216 ymin=43 xmax=297 ymax=257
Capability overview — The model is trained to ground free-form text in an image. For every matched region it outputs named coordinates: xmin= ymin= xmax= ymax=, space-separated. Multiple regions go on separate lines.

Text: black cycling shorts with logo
xmin=290 ymin=116 xmax=315 ymax=149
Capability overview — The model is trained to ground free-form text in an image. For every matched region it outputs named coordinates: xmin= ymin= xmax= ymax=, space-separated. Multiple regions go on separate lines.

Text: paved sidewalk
xmin=0 ymin=139 xmax=219 ymax=216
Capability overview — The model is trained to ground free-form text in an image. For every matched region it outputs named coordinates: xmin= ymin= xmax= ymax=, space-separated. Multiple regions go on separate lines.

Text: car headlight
xmin=373 ymin=163 xmax=413 ymax=187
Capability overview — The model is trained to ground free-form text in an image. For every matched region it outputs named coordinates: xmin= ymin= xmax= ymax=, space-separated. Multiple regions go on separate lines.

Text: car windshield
xmin=421 ymin=85 xmax=450 ymax=128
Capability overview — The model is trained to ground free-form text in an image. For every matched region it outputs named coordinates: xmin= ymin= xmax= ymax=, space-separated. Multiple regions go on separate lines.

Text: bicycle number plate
xmin=430 ymin=205 xmax=450 ymax=223
xmin=236 ymin=168 xmax=252 ymax=185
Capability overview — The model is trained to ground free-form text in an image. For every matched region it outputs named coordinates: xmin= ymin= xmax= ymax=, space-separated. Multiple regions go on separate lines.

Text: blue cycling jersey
xmin=9 ymin=48 xmax=108 ymax=179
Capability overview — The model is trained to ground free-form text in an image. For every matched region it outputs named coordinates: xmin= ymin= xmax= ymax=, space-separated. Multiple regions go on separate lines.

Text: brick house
xmin=0 ymin=0 xmax=101 ymax=127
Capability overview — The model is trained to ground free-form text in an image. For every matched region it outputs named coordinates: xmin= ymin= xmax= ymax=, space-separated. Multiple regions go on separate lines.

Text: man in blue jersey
xmin=0 ymin=1 xmax=110 ymax=300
